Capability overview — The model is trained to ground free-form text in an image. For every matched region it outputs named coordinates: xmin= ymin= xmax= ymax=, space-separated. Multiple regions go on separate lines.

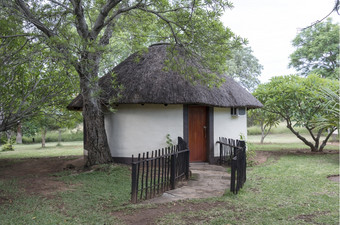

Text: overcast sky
xmin=221 ymin=0 xmax=339 ymax=83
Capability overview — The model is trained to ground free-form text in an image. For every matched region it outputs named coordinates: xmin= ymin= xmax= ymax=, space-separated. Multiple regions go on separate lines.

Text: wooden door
xmin=188 ymin=106 xmax=207 ymax=162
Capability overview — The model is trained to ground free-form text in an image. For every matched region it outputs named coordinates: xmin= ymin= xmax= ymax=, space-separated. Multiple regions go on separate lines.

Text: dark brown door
xmin=188 ymin=106 xmax=207 ymax=162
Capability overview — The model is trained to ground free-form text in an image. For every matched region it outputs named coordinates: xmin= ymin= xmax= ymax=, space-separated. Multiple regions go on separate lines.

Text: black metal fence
xmin=217 ymin=137 xmax=246 ymax=194
xmin=131 ymin=137 xmax=189 ymax=203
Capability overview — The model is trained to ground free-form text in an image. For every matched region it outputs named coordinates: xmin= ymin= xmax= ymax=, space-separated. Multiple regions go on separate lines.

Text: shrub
xmin=1 ymin=140 xmax=14 ymax=151
xmin=246 ymin=142 xmax=256 ymax=167
xmin=22 ymin=130 xmax=83 ymax=144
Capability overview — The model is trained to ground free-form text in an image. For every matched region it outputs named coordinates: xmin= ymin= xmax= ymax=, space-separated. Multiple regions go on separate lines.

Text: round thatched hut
xmin=68 ymin=44 xmax=262 ymax=164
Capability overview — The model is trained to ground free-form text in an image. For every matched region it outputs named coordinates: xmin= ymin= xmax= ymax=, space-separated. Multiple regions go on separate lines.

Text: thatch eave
xmin=67 ymin=44 xmax=263 ymax=111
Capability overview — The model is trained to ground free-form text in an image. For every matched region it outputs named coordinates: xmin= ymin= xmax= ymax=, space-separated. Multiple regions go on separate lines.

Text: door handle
xmin=203 ymin=126 xmax=207 ymax=138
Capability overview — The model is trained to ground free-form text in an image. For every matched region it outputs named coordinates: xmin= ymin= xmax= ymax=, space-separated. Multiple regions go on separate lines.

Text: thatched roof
xmin=67 ymin=44 xmax=262 ymax=110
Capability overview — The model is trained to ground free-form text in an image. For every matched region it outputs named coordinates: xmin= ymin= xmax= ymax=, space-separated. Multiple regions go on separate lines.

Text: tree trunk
xmin=79 ymin=55 xmax=112 ymax=166
xmin=82 ymin=100 xmax=112 ymax=166
xmin=6 ymin=130 xmax=12 ymax=142
xmin=260 ymin=136 xmax=265 ymax=144
xmin=16 ymin=122 xmax=23 ymax=144
xmin=319 ymin=128 xmax=336 ymax=152
xmin=41 ymin=128 xmax=46 ymax=148
xmin=286 ymin=122 xmax=326 ymax=152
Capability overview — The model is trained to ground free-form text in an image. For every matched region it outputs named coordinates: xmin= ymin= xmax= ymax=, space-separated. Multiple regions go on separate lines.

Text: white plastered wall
xmin=213 ymin=107 xmax=247 ymax=157
xmin=104 ymin=104 xmax=183 ymax=158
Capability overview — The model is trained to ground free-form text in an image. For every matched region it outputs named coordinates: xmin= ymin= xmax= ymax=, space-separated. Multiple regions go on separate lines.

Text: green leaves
xmin=289 ymin=18 xmax=339 ymax=79
xmin=253 ymin=74 xmax=339 ymax=151
xmin=225 ymin=46 xmax=262 ymax=91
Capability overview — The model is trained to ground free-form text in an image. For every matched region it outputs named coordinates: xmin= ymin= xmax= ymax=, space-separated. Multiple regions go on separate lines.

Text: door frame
xmin=183 ymin=105 xmax=214 ymax=163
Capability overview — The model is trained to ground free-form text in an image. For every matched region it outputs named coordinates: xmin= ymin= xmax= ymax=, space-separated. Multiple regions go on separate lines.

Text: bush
xmin=246 ymin=142 xmax=256 ymax=167
xmin=1 ymin=140 xmax=14 ymax=151
xmin=247 ymin=126 xmax=262 ymax=135
xmin=22 ymin=130 xmax=83 ymax=144
xmin=247 ymin=122 xmax=311 ymax=136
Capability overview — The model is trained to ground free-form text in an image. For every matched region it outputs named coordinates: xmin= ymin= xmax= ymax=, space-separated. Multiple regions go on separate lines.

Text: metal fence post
xmin=230 ymin=155 xmax=237 ymax=194
xmin=219 ymin=138 xmax=223 ymax=164
xmin=178 ymin=137 xmax=190 ymax=180
xmin=131 ymin=162 xmax=138 ymax=203
xmin=170 ymin=153 xmax=176 ymax=189
xmin=239 ymin=140 xmax=246 ymax=184
xmin=185 ymin=150 xmax=190 ymax=179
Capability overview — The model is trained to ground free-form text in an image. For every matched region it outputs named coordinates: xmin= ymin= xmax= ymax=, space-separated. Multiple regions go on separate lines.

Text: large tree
xmin=226 ymin=46 xmax=263 ymax=92
xmin=289 ymin=18 xmax=339 ymax=79
xmin=254 ymin=74 xmax=338 ymax=152
xmin=3 ymin=0 xmax=243 ymax=166
xmin=0 ymin=9 xmax=77 ymax=133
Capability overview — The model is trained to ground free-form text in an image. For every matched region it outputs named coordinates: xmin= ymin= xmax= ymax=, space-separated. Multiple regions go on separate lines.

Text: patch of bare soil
xmin=253 ymin=151 xmax=284 ymax=165
xmin=112 ymin=201 xmax=234 ymax=225
xmin=295 ymin=211 xmax=330 ymax=223
xmin=0 ymin=156 xmax=85 ymax=178
xmin=0 ymin=156 xmax=85 ymax=200
xmin=327 ymin=175 xmax=339 ymax=183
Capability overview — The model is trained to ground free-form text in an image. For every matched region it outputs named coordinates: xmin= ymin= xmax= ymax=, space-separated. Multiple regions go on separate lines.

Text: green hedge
xmin=247 ymin=123 xmax=310 ymax=135
xmin=22 ymin=130 xmax=83 ymax=144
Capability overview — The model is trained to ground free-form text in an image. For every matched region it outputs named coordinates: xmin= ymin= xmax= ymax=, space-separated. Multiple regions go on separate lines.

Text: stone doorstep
xmin=189 ymin=163 xmax=227 ymax=172
xmin=143 ymin=163 xmax=230 ymax=204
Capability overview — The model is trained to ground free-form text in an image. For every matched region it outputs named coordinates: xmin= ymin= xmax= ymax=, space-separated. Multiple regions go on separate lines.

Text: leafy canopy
xmin=0 ymin=8 xmax=78 ymax=132
xmin=8 ymin=0 xmax=246 ymax=165
xmin=225 ymin=46 xmax=263 ymax=92
xmin=254 ymin=74 xmax=338 ymax=151
xmin=289 ymin=18 xmax=339 ymax=79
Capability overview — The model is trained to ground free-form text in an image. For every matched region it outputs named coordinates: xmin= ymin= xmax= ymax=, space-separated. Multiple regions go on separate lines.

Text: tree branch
xmin=99 ymin=21 xmax=115 ymax=46
xmin=286 ymin=119 xmax=315 ymax=151
xmin=0 ymin=34 xmax=33 ymax=38
xmin=69 ymin=0 xmax=89 ymax=39
xmin=319 ymin=127 xmax=337 ymax=151
xmin=15 ymin=0 xmax=55 ymax=38
xmin=305 ymin=125 xmax=317 ymax=142
xmin=100 ymin=1 xmax=143 ymax=30
xmin=49 ymin=0 xmax=72 ymax=12
xmin=90 ymin=0 xmax=122 ymax=39
xmin=138 ymin=7 xmax=182 ymax=44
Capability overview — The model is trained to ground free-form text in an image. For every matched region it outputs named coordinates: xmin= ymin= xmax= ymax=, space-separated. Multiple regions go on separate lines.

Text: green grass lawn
xmin=0 ymin=164 xmax=131 ymax=224
xmin=249 ymin=141 xmax=339 ymax=151
xmin=248 ymin=122 xmax=314 ymax=135
xmin=248 ymin=132 xmax=338 ymax=144
xmin=0 ymin=141 xmax=83 ymax=159
xmin=157 ymin=153 xmax=339 ymax=224
xmin=0 ymin=139 xmax=338 ymax=224
xmin=248 ymin=131 xmax=339 ymax=151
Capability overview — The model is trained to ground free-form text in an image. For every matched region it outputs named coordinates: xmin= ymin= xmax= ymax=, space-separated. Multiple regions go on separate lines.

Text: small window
xmin=238 ymin=107 xmax=246 ymax=115
xmin=231 ymin=107 xmax=237 ymax=116
xmin=231 ymin=107 xmax=246 ymax=116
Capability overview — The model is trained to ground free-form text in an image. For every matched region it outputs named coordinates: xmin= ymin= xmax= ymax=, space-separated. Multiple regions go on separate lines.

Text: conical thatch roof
xmin=67 ymin=44 xmax=262 ymax=110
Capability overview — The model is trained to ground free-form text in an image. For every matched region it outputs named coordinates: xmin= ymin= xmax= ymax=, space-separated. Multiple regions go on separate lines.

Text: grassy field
xmin=0 ymin=164 xmax=131 ymax=224
xmin=0 ymin=141 xmax=83 ymax=159
xmin=247 ymin=122 xmax=311 ymax=135
xmin=247 ymin=126 xmax=339 ymax=151
xmin=157 ymin=153 xmax=339 ymax=224
xmin=247 ymin=134 xmax=339 ymax=151
xmin=0 ymin=135 xmax=339 ymax=224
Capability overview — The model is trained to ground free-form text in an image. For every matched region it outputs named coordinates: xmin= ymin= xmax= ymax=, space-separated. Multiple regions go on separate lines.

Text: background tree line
xmin=249 ymin=18 xmax=339 ymax=152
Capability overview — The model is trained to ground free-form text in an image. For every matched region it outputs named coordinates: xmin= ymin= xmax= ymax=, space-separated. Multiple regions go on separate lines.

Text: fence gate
xmin=217 ymin=137 xmax=247 ymax=194
xmin=131 ymin=137 xmax=189 ymax=203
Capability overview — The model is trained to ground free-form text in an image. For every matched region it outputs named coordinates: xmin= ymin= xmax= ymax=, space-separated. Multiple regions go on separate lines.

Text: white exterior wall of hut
xmin=104 ymin=104 xmax=183 ymax=163
xmin=213 ymin=107 xmax=247 ymax=157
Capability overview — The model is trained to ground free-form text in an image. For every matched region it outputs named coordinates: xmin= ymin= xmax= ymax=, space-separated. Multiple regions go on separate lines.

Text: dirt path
xmin=0 ymin=156 xmax=85 ymax=197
